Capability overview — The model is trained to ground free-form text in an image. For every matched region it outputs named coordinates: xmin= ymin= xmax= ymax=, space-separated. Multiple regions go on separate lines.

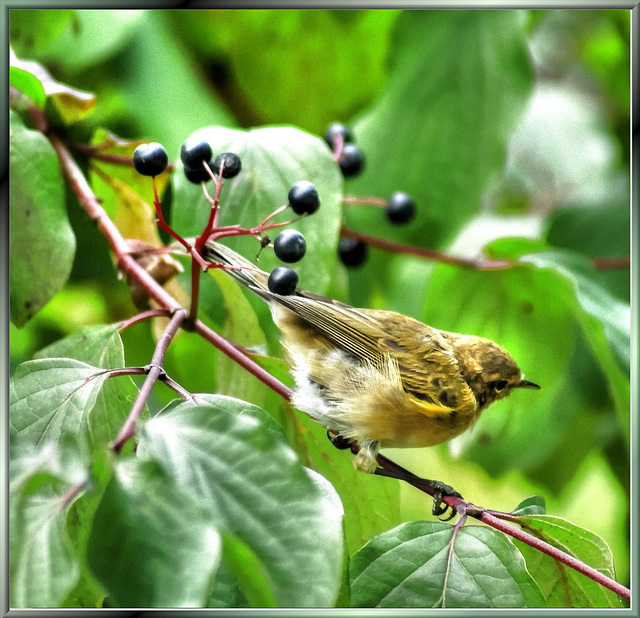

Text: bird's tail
xmin=203 ymin=240 xmax=271 ymax=295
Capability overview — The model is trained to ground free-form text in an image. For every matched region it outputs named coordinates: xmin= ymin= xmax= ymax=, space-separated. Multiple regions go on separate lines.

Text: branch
xmin=112 ymin=308 xmax=189 ymax=453
xmin=374 ymin=453 xmax=630 ymax=601
xmin=341 ymin=225 xmax=630 ymax=272
xmin=340 ymin=226 xmax=516 ymax=270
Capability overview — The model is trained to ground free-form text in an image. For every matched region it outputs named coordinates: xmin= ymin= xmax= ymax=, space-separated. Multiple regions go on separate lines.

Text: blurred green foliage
xmin=9 ymin=8 xmax=631 ymax=606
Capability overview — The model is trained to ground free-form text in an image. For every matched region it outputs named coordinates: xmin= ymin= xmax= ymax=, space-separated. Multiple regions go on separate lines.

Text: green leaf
xmin=545 ymin=203 xmax=629 ymax=302
xmin=10 ymin=66 xmax=46 ymax=108
xmin=513 ymin=515 xmax=623 ymax=607
xmin=421 ymin=240 xmax=628 ymax=486
xmin=10 ymin=359 xmax=108 ymax=446
xmin=10 ymin=435 xmax=90 ymax=608
xmin=292 ymin=407 xmax=403 ymax=552
xmin=14 ymin=9 xmax=143 ymax=74
xmin=220 ymin=533 xmax=277 ymax=608
xmin=180 ymin=10 xmax=399 ymax=132
xmin=350 ymin=521 xmax=545 ymax=607
xmin=137 ymin=395 xmax=345 ymax=607
xmin=171 ymin=125 xmax=343 ymax=295
xmin=490 ymin=239 xmax=630 ymax=441
xmin=10 ymin=10 xmax=77 ymax=57
xmin=347 ymin=11 xmax=534 ymax=250
xmin=117 ymin=11 xmax=235 ymax=156
xmin=10 ymin=51 xmax=96 ymax=123
xmin=9 ymin=110 xmax=75 ymax=327
xmin=87 ymin=458 xmax=222 ymax=607
xmin=209 ymin=269 xmax=270 ymax=409
xmin=512 ymin=496 xmax=547 ymax=516
xmin=421 ymin=259 xmax=578 ymax=477
xmin=34 ymin=325 xmax=142 ymax=448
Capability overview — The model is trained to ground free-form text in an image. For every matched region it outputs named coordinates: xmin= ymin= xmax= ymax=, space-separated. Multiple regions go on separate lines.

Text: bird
xmin=203 ymin=240 xmax=540 ymax=476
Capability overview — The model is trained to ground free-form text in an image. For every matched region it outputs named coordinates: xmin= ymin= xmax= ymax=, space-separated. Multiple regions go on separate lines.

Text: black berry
xmin=274 ymin=230 xmax=307 ymax=263
xmin=338 ymin=144 xmax=365 ymax=178
xmin=288 ymin=181 xmax=320 ymax=215
xmin=180 ymin=137 xmax=212 ymax=168
xmin=338 ymin=238 xmax=368 ymax=268
xmin=268 ymin=267 xmax=298 ymax=295
xmin=386 ymin=192 xmax=417 ymax=224
xmin=133 ymin=143 xmax=168 ymax=177
xmin=324 ymin=123 xmax=354 ymax=149
xmin=213 ymin=152 xmax=242 ymax=178
xmin=184 ymin=164 xmax=213 ymax=184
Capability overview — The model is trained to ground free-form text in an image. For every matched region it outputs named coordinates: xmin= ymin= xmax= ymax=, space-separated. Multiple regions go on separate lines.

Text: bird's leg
xmin=324 ymin=432 xmax=462 ymax=519
xmin=373 ymin=465 xmax=462 ymax=520
xmin=326 ymin=430 xmax=352 ymax=450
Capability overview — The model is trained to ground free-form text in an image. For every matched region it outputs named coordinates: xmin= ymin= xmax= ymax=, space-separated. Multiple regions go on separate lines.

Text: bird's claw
xmin=431 ymin=482 xmax=462 ymax=520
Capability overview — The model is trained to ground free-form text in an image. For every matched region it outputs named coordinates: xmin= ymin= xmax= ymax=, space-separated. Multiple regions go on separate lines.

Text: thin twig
xmin=340 ymin=226 xmax=516 ymax=270
xmin=111 ymin=308 xmax=188 ymax=453
xmin=118 ymin=308 xmax=171 ymax=331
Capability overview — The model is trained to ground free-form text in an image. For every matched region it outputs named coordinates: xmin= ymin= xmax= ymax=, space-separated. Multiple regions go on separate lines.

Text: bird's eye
xmin=493 ymin=380 xmax=508 ymax=392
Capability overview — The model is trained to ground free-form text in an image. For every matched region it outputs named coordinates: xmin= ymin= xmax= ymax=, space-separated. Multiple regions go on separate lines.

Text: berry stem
xmin=342 ymin=195 xmax=388 ymax=208
xmin=332 ymin=133 xmax=344 ymax=162
xmin=188 ymin=255 xmax=201 ymax=323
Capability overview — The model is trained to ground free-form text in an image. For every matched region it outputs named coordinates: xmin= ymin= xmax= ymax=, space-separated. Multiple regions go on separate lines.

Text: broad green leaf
xmin=10 ymin=359 xmax=108 ymax=447
xmin=9 ymin=110 xmax=75 ymax=327
xmin=208 ymin=269 xmax=269 ymax=408
xmin=421 ymin=240 xmax=628 ymax=486
xmin=545 ymin=203 xmax=629 ymax=302
xmin=9 ymin=51 xmax=96 ymax=123
xmin=220 ymin=533 xmax=277 ymax=608
xmin=512 ymin=496 xmax=547 ymax=516
xmin=137 ymin=395 xmax=344 ymax=607
xmin=118 ymin=11 xmax=235 ymax=156
xmin=513 ymin=515 xmax=623 ymax=607
xmin=177 ymin=9 xmax=399 ymax=132
xmin=62 ymin=448 xmax=113 ymax=608
xmin=292 ymin=407 xmax=402 ymax=552
xmin=34 ymin=325 xmax=141 ymax=448
xmin=10 ymin=66 xmax=46 ymax=108
xmin=347 ymin=11 xmax=534 ymax=250
xmin=422 ymin=259 xmax=577 ymax=477
xmin=350 ymin=521 xmax=545 ymax=607
xmin=34 ymin=323 xmax=124 ymax=368
xmin=10 ymin=435 xmax=89 ymax=608
xmin=171 ymin=125 xmax=343 ymax=295
xmin=13 ymin=9 xmax=143 ymax=74
xmin=489 ymin=239 xmax=630 ymax=440
xmin=10 ymin=10 xmax=77 ymax=57
xmin=87 ymin=458 xmax=222 ymax=607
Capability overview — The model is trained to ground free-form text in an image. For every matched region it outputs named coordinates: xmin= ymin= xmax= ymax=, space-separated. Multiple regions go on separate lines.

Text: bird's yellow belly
xmin=353 ymin=401 xmax=477 ymax=449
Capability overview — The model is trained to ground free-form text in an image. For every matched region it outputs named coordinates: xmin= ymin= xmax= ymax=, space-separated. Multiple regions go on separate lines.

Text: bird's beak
xmin=516 ymin=379 xmax=540 ymax=390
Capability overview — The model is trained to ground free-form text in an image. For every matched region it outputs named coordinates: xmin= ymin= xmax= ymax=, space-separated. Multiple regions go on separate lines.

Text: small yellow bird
xmin=204 ymin=241 xmax=540 ymax=475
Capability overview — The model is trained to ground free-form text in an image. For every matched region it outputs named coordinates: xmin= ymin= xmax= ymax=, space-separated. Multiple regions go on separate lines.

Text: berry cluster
xmin=324 ymin=122 xmax=365 ymax=179
xmin=323 ymin=122 xmax=418 ymax=269
xmin=180 ymin=137 xmax=242 ymax=183
xmin=266 ymin=180 xmax=321 ymax=294
xmin=133 ymin=139 xmax=321 ymax=297
xmin=132 ymin=124 xmax=418 ymax=295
